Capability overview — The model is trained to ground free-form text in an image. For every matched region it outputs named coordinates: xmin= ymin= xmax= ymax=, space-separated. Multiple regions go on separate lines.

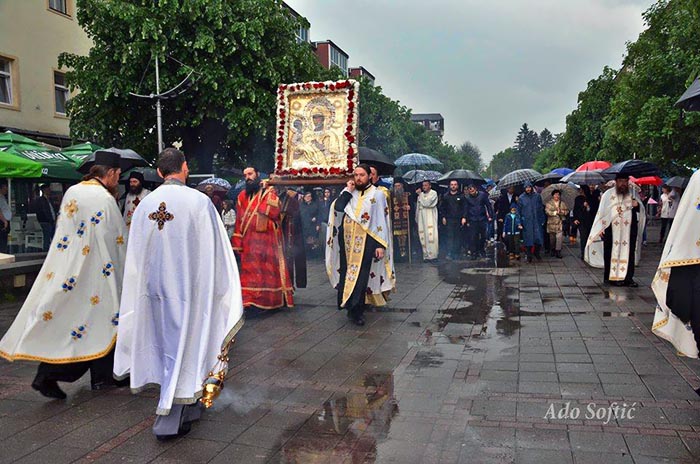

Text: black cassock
xmin=280 ymin=194 xmax=307 ymax=288
xmin=334 ymin=191 xmax=384 ymax=320
xmin=667 ymin=264 xmax=700 ymax=352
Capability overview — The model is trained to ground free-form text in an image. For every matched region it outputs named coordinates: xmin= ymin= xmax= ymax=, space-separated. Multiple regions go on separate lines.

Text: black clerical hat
xmin=94 ymin=150 xmax=121 ymax=168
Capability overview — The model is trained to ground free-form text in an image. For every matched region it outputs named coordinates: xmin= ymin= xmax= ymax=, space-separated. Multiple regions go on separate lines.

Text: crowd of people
xmin=0 ymin=148 xmax=696 ymax=442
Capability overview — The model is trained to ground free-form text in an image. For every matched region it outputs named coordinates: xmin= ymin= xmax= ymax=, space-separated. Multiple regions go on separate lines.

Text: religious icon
xmin=274 ymin=80 xmax=359 ymax=178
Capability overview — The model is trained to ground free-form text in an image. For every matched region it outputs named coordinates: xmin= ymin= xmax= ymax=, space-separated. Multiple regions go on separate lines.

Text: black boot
xmin=556 ymin=250 xmax=563 ymax=259
xmin=32 ymin=378 xmax=67 ymax=400
xmin=534 ymin=245 xmax=542 ymax=261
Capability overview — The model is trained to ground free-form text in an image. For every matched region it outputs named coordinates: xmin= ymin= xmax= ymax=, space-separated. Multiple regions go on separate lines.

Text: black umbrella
xmin=437 ymin=169 xmax=485 ymax=184
xmin=664 ymin=176 xmax=689 ymax=189
xmin=359 ymin=147 xmax=395 ymax=175
xmin=534 ymin=171 xmax=563 ymax=187
xmin=601 ymin=160 xmax=661 ymax=181
xmin=78 ymin=147 xmax=149 ymax=174
xmin=560 ymin=170 xmax=605 ymax=185
xmin=120 ymin=167 xmax=163 ymax=184
xmin=675 ymin=78 xmax=700 ymax=112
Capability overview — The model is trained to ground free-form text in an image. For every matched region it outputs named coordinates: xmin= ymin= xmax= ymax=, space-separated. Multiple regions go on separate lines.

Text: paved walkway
xmin=1 ymin=232 xmax=699 ymax=463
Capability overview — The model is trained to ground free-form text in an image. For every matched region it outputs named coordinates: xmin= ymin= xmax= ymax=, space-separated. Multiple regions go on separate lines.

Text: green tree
xmin=513 ymin=123 xmax=540 ymax=168
xmin=486 ymin=147 xmax=519 ymax=178
xmin=61 ymin=0 xmax=327 ymax=172
xmin=539 ymin=128 xmax=555 ymax=149
xmin=603 ymin=0 xmax=700 ymax=171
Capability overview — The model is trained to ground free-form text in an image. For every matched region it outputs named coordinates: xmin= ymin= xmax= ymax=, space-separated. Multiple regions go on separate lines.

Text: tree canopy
xmin=61 ymin=0 xmax=481 ymax=175
xmin=534 ymin=0 xmax=700 ymax=174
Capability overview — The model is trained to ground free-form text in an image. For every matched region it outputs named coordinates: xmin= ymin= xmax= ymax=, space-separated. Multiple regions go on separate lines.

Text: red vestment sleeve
xmin=232 ymin=193 xmax=245 ymax=252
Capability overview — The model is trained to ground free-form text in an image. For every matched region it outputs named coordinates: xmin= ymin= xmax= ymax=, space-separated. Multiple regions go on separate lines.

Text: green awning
xmin=0 ymin=131 xmax=82 ymax=180
xmin=61 ymin=142 xmax=103 ymax=164
xmin=0 ymin=147 xmax=42 ymax=177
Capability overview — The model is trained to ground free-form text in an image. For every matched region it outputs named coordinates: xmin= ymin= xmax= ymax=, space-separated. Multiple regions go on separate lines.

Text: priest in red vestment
xmin=232 ymin=167 xmax=294 ymax=309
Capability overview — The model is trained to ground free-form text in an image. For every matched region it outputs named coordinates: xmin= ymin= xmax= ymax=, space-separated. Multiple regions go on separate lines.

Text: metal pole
xmin=155 ymin=55 xmax=164 ymax=153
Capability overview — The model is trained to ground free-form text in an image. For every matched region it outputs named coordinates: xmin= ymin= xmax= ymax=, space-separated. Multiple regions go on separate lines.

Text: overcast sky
xmin=286 ymin=0 xmax=650 ymax=161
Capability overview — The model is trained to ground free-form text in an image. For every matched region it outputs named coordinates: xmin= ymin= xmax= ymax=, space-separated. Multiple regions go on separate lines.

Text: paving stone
xmin=516 ymin=429 xmax=570 ymax=450
xmin=624 ymin=435 xmax=693 ymax=459
xmin=569 ymin=431 xmax=629 ymax=453
xmin=471 ymin=400 xmax=517 ymax=417
xmin=571 ymin=451 xmax=634 ymax=464
xmin=515 ymin=448 xmax=573 ymax=463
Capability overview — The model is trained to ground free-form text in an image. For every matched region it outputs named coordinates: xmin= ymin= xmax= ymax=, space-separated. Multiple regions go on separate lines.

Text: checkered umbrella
xmin=402 ymin=169 xmax=443 ymax=184
xmin=560 ymin=170 xmax=605 ymax=186
xmin=497 ymin=169 xmax=542 ymax=190
xmin=395 ymin=153 xmax=443 ymax=167
xmin=197 ymin=177 xmax=232 ymax=192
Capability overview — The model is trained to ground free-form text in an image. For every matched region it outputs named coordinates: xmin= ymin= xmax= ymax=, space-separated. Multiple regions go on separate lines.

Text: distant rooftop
xmin=411 ymin=113 xmax=444 ymax=121
xmin=313 ymin=40 xmax=350 ymax=58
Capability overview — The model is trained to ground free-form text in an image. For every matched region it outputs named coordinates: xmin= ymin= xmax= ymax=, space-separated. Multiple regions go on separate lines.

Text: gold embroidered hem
xmin=0 ymin=336 xmax=116 ymax=364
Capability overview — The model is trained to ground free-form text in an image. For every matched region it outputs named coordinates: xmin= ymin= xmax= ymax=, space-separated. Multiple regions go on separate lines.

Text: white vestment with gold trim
xmin=416 ymin=190 xmax=439 ymax=260
xmin=114 ymin=183 xmax=244 ymax=415
xmin=651 ymin=170 xmax=700 ymax=358
xmin=584 ymin=187 xmax=645 ymax=280
xmin=0 ymin=180 xmax=126 ymax=363
xmin=326 ymin=185 xmax=392 ymax=306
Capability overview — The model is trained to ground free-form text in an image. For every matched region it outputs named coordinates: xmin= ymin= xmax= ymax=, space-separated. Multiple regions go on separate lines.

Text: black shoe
xmin=624 ymin=281 xmax=639 ymax=288
xmin=32 ymin=379 xmax=67 ymax=399
xmin=92 ymin=377 xmax=130 ymax=390
xmin=556 ymin=251 xmax=563 ymax=259
xmin=527 ymin=256 xmax=533 ymax=263
xmin=353 ymin=316 xmax=366 ymax=326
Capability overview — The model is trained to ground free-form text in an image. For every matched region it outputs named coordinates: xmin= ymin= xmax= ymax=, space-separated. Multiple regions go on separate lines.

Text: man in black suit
xmin=31 ymin=184 xmax=57 ymax=252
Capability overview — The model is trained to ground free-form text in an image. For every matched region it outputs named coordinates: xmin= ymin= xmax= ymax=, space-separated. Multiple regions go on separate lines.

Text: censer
xmin=200 ymin=338 xmax=235 ymax=408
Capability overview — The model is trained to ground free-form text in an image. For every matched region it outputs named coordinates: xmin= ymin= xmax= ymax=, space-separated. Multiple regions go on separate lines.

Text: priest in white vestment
xmin=326 ymin=165 xmax=390 ymax=326
xmin=585 ymin=174 xmax=645 ymax=287
xmin=0 ymin=151 xmax=128 ymax=399
xmin=122 ymin=171 xmax=151 ymax=228
xmin=114 ymin=148 xmax=244 ymax=440
xmin=651 ymin=169 xmax=700 ymax=358
xmin=416 ymin=180 xmax=439 ymax=261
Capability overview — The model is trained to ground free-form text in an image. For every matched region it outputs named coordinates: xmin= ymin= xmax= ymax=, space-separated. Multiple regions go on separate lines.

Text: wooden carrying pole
xmin=268 ymin=177 xmax=351 ymax=186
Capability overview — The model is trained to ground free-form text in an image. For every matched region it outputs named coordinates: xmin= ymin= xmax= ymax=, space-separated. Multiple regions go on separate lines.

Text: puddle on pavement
xmin=281 ymin=373 xmax=397 ymax=463
xmin=426 ymin=263 xmax=522 ymax=359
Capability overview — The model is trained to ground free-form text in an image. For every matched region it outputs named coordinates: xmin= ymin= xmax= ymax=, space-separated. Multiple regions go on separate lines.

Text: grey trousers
xmin=153 ymin=402 xmax=204 ymax=436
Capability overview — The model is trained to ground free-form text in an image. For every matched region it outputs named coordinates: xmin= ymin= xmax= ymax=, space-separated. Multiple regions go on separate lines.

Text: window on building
xmin=54 ymin=71 xmax=68 ymax=115
xmin=329 ymin=47 xmax=348 ymax=77
xmin=0 ymin=57 xmax=14 ymax=106
xmin=296 ymin=26 xmax=309 ymax=44
xmin=49 ymin=0 xmax=69 ymax=15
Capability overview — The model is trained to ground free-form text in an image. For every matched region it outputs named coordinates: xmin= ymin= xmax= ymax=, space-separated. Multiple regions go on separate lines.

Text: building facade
xmin=0 ymin=0 xmax=92 ymax=147
xmin=313 ymin=40 xmax=349 ymax=77
xmin=348 ymin=67 xmax=375 ymax=86
xmin=411 ymin=113 xmax=445 ymax=137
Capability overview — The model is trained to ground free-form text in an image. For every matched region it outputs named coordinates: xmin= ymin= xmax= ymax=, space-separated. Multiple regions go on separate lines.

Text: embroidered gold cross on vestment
xmin=148 ymin=202 xmax=174 ymax=231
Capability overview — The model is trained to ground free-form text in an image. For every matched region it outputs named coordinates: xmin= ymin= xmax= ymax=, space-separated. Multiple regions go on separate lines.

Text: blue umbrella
xmin=395 ymin=153 xmax=443 ymax=167
xmin=551 ymin=167 xmax=574 ymax=176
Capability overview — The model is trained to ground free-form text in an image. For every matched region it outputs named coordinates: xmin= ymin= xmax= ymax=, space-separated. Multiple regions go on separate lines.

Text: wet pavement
xmin=1 ymin=226 xmax=700 ymax=463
